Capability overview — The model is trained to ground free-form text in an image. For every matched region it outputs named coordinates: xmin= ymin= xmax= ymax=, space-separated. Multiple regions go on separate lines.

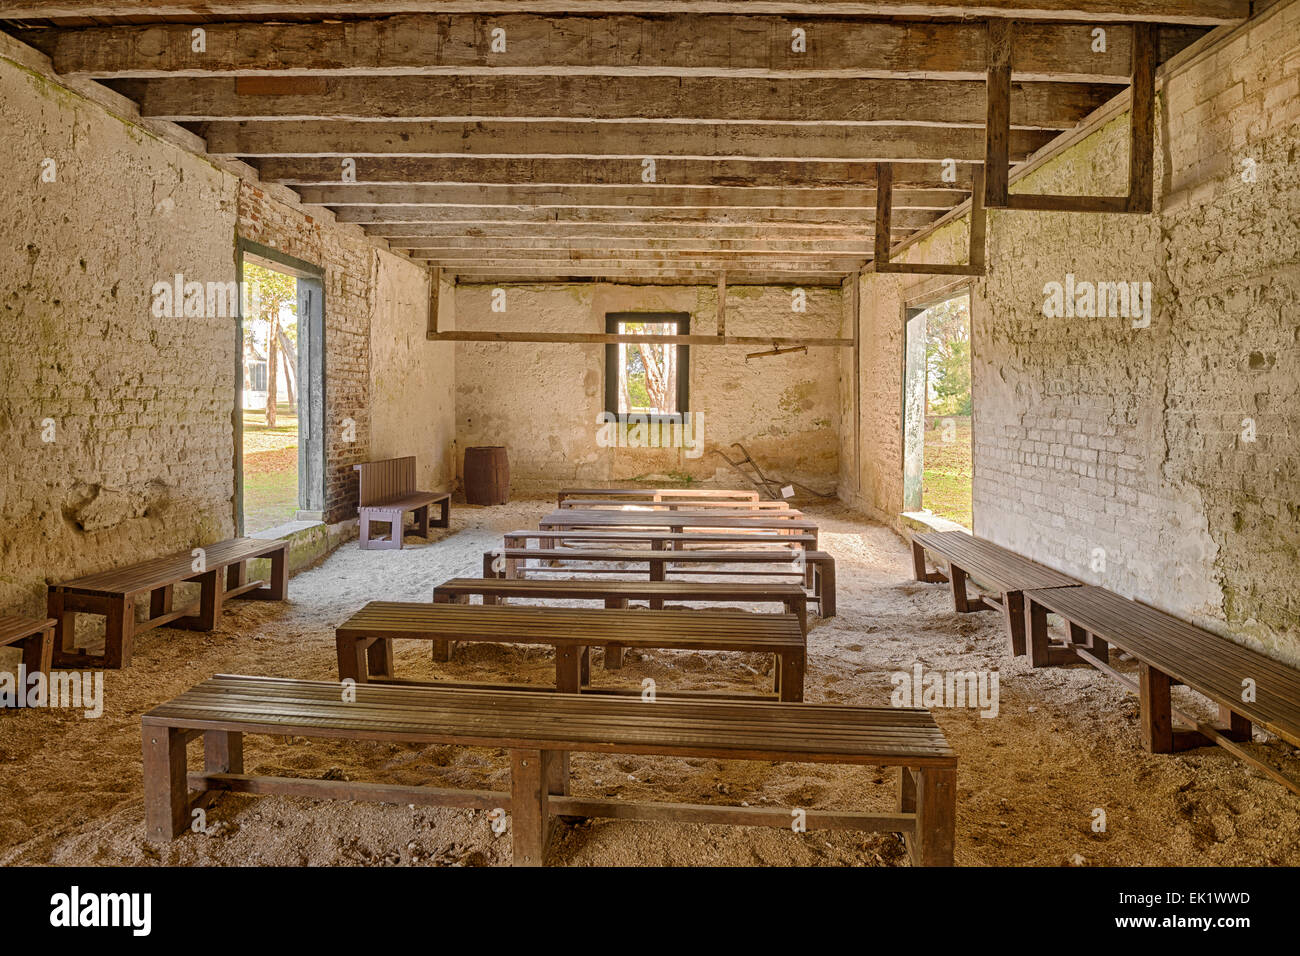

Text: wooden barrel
xmin=463 ymin=446 xmax=510 ymax=505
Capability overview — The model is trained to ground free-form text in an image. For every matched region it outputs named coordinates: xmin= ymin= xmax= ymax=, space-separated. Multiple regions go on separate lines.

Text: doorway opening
xmin=903 ymin=292 xmax=972 ymax=529
xmin=235 ymin=240 xmax=325 ymax=535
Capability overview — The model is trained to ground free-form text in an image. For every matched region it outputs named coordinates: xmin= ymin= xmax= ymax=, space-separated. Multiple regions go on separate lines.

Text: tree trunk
xmin=266 ymin=310 xmax=279 ymax=427
xmin=278 ymin=328 xmax=297 ymax=406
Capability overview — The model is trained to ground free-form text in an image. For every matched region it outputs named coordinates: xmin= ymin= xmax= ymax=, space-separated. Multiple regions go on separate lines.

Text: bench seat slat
xmin=1025 ymin=585 xmax=1300 ymax=741
xmin=145 ymin=676 xmax=956 ymax=764
xmin=913 ymin=531 xmax=1079 ymax=592
xmin=51 ymin=537 xmax=285 ymax=595
xmin=435 ymin=577 xmax=806 ymax=600
xmin=0 ymin=615 xmax=55 ymax=647
xmin=338 ymin=602 xmax=803 ymax=651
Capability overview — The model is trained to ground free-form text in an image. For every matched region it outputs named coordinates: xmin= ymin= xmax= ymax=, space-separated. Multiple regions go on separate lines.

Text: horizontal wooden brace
xmin=426 ymin=331 xmax=853 ymax=346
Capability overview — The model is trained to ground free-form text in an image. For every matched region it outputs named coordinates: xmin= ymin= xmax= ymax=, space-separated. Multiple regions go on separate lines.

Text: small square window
xmin=604 ymin=312 xmax=690 ymax=420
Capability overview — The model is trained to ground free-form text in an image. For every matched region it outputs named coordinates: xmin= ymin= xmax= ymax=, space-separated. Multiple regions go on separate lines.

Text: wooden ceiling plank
xmin=0 ymin=3 xmax=1249 ymax=28
xmin=201 ymin=120 xmax=1055 ymax=161
xmin=290 ymin=184 xmax=966 ymax=210
xmin=120 ymin=75 xmax=1109 ymax=130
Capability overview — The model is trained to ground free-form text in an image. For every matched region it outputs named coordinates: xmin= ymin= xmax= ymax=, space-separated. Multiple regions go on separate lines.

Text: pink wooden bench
xmin=355 ymin=456 xmax=450 ymax=550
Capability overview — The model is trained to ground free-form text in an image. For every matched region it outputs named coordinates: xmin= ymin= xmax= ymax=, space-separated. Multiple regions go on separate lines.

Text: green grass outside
xmin=242 ymin=404 xmax=299 ymax=533
xmin=923 ymin=414 xmax=973 ymax=529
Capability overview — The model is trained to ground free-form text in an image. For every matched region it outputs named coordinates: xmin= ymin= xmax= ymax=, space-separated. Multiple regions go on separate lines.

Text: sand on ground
xmin=2 ymin=499 xmax=1297 ymax=867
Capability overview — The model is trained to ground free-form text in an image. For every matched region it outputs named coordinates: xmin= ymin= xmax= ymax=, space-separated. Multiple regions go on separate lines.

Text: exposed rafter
xmin=0 ymin=2 xmax=1249 ymax=27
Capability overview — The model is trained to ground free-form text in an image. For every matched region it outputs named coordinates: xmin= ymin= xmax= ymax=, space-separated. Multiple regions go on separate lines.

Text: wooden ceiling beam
xmin=292 ymin=184 xmax=965 ymax=210
xmin=0 ymin=3 xmax=1248 ymax=28
xmin=328 ymin=204 xmax=942 ymax=227
xmin=386 ymin=236 xmax=883 ymax=253
xmin=120 ymin=75 xmax=1108 ymax=130
xmin=404 ymin=248 xmax=868 ymax=264
xmin=201 ymin=120 xmax=1055 ymax=161
xmin=253 ymin=157 xmax=976 ymax=189
xmin=365 ymin=222 xmax=908 ymax=240
xmin=409 ymin=255 xmax=865 ymax=270
xmin=446 ymin=275 xmax=845 ymax=288
xmin=33 ymin=16 xmax=1205 ymax=82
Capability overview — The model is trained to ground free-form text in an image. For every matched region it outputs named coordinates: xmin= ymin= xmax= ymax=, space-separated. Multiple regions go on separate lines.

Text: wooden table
xmin=48 ymin=537 xmax=289 ymax=668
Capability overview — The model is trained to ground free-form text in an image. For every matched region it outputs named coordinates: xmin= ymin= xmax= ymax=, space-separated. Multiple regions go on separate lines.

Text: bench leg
xmin=950 ymin=565 xmax=974 ymax=613
xmin=815 ymin=559 xmax=836 ymax=618
xmin=1003 ymin=590 xmax=1027 ymax=657
xmin=908 ymin=767 xmax=956 ymax=867
xmin=431 ymin=639 xmax=454 ymax=663
xmin=150 ymin=584 xmax=175 ymax=620
xmin=198 ymin=569 xmax=223 ymax=631
xmin=579 ymin=647 xmax=591 ymax=686
xmin=509 ymin=749 xmax=553 ymax=866
xmin=268 ymin=546 xmax=288 ymax=601
xmin=204 ymin=730 xmax=244 ymax=775
xmin=367 ymin=637 xmax=396 ymax=680
xmin=555 ymin=646 xmax=582 ymax=693
xmin=21 ymin=626 xmax=54 ymax=682
xmin=787 ymin=596 xmax=808 ymax=636
xmin=778 ymin=650 xmax=805 ymax=702
xmin=414 ymin=504 xmax=430 ymax=539
xmin=1027 ymin=598 xmax=1051 ymax=666
xmin=143 ymin=726 xmax=191 ymax=841
xmin=649 ymin=559 xmax=665 ymax=609
xmin=1139 ymin=662 xmax=1175 ymax=754
xmin=603 ymin=598 xmax=626 ymax=669
xmin=1217 ymin=705 xmax=1252 ymax=743
xmin=336 ymin=635 xmax=369 ymax=683
xmin=912 ymin=539 xmax=930 ymax=582
xmin=48 ymin=589 xmax=77 ymax=662
xmin=434 ymin=498 xmax=451 ymax=529
xmin=104 ymin=594 xmax=135 ymax=669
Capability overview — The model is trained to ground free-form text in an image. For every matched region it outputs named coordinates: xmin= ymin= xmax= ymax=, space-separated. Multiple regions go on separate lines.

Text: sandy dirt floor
xmin=2 ymin=499 xmax=1298 ymax=867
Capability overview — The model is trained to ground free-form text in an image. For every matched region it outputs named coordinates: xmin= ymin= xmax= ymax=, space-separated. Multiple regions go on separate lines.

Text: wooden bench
xmin=355 ymin=456 xmax=450 ymax=550
xmin=143 ymin=675 xmax=958 ymax=865
xmin=336 ymin=601 xmax=807 ymax=701
xmin=504 ymin=528 xmax=816 ymax=553
xmin=484 ymin=547 xmax=836 ymax=617
xmin=910 ymin=531 xmax=1081 ymax=658
xmin=0 ymin=616 xmax=55 ymax=701
xmin=559 ymin=498 xmax=793 ymax=511
xmin=1022 ymin=584 xmax=1300 ymax=796
xmin=557 ymin=488 xmax=760 ymax=505
xmin=541 ymin=509 xmax=819 ymax=547
xmin=47 ymin=537 xmax=289 ymax=669
xmin=432 ymin=577 xmax=809 ymax=647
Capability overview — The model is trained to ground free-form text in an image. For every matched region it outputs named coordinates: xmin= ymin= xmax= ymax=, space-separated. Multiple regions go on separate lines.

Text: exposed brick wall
xmin=0 ymin=54 xmax=239 ymax=616
xmin=847 ymin=5 xmax=1300 ymax=663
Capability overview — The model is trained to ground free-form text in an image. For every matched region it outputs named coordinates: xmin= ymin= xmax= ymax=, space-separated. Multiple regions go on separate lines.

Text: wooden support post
xmin=1126 ymin=24 xmax=1157 ymax=214
xmin=427 ymin=265 xmax=441 ymax=335
xmin=716 ymin=272 xmax=726 ymax=338
xmin=874 ymin=162 xmax=894 ymax=263
xmin=984 ymin=19 xmax=1013 ymax=209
